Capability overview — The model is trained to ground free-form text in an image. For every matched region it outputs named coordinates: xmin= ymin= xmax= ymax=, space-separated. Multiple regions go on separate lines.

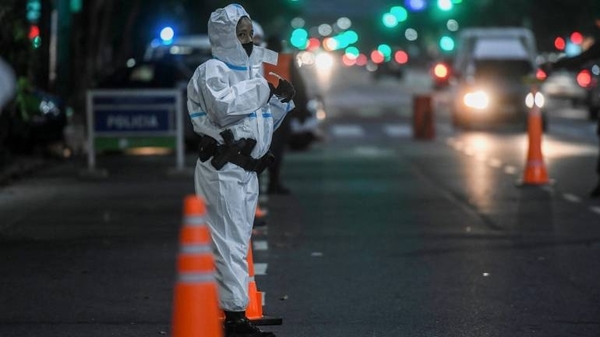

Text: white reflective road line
xmin=488 ymin=158 xmax=502 ymax=168
xmin=562 ymin=193 xmax=582 ymax=203
xmin=504 ymin=166 xmax=518 ymax=175
xmin=253 ymin=240 xmax=268 ymax=251
xmin=331 ymin=125 xmax=365 ymax=137
xmin=383 ymin=124 xmax=411 ymax=137
xmin=254 ymin=263 xmax=268 ymax=276
xmin=590 ymin=206 xmax=600 ymax=215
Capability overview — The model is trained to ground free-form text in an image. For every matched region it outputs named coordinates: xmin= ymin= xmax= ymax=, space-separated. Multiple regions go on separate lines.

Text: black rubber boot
xmin=224 ymin=311 xmax=275 ymax=337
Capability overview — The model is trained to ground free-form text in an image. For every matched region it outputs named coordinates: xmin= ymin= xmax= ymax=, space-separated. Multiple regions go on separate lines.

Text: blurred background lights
xmin=382 ymin=13 xmax=398 ymax=28
xmin=570 ymin=31 xmax=583 ymax=45
xmin=377 ymin=44 xmax=392 ymax=59
xmin=565 ymin=42 xmax=582 ymax=56
xmin=318 ymin=24 xmax=333 ymax=36
xmin=439 ymin=35 xmax=455 ymax=51
xmin=315 ymin=52 xmax=334 ymax=71
xmin=554 ymin=37 xmax=566 ymax=50
xmin=370 ymin=50 xmax=385 ymax=64
xmin=345 ymin=46 xmax=360 ymax=59
xmin=291 ymin=17 xmax=305 ymax=29
xmin=446 ymin=19 xmax=459 ymax=31
xmin=298 ymin=51 xmax=315 ymax=66
xmin=337 ymin=17 xmax=352 ymax=30
xmin=160 ymin=27 xmax=174 ymax=43
xmin=290 ymin=28 xmax=309 ymax=49
xmin=342 ymin=54 xmax=356 ymax=67
xmin=394 ymin=50 xmax=409 ymax=64
xmin=405 ymin=0 xmax=426 ymax=11
xmin=390 ymin=6 xmax=408 ymax=22
xmin=356 ymin=54 xmax=368 ymax=66
xmin=405 ymin=28 xmax=418 ymax=41
xmin=437 ymin=0 xmax=453 ymax=11
xmin=323 ymin=37 xmax=338 ymax=51
xmin=307 ymin=38 xmax=321 ymax=51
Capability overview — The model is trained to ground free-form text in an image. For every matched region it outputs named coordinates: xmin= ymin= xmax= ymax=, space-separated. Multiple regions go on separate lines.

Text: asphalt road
xmin=1 ymin=65 xmax=600 ymax=337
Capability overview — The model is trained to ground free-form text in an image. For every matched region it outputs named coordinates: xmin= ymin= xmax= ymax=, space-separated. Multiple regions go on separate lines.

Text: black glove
xmin=268 ymin=82 xmax=276 ymax=101
xmin=273 ymin=79 xmax=296 ymax=103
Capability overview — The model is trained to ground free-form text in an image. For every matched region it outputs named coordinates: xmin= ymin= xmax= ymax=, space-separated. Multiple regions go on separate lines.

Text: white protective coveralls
xmin=187 ymin=4 xmax=294 ymax=312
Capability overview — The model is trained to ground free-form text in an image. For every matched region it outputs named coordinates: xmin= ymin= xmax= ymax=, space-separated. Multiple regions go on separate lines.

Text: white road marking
xmin=331 ymin=125 xmax=365 ymax=137
xmin=562 ymin=193 xmax=582 ymax=203
xmin=504 ymin=166 xmax=518 ymax=175
xmin=590 ymin=206 xmax=600 ymax=216
xmin=254 ymin=263 xmax=268 ymax=276
xmin=253 ymin=240 xmax=268 ymax=251
xmin=488 ymin=158 xmax=503 ymax=168
xmin=383 ymin=124 xmax=412 ymax=137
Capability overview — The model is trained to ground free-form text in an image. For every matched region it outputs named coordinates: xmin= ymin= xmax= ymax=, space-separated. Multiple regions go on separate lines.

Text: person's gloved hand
xmin=268 ymin=82 xmax=276 ymax=101
xmin=273 ymin=79 xmax=296 ymax=103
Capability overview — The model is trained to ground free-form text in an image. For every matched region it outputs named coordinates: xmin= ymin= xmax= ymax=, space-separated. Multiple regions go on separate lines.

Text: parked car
xmin=540 ymin=69 xmax=587 ymax=106
xmin=368 ymin=60 xmax=405 ymax=80
xmin=1 ymin=78 xmax=68 ymax=158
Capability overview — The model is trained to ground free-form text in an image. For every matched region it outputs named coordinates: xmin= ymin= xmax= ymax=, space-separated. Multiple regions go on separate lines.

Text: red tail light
xmin=576 ymin=69 xmax=592 ymax=88
xmin=536 ymin=69 xmax=547 ymax=81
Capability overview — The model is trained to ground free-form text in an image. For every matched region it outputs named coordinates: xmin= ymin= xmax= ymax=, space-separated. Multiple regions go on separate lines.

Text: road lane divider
xmin=562 ymin=193 xmax=582 ymax=203
xmin=445 ymin=137 xmax=600 ymax=218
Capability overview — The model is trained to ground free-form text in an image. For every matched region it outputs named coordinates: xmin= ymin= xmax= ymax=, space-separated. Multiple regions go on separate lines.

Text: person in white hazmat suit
xmin=186 ymin=4 xmax=295 ymax=337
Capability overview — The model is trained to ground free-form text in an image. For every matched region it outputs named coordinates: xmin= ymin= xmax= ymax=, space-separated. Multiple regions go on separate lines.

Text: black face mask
xmin=242 ymin=41 xmax=253 ymax=57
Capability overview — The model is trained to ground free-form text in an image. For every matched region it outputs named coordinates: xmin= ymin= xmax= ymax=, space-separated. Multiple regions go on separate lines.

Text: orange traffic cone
xmin=172 ymin=195 xmax=223 ymax=337
xmin=255 ymin=205 xmax=268 ymax=218
xmin=246 ymin=242 xmax=282 ymax=326
xmin=518 ymin=86 xmax=552 ymax=186
xmin=253 ymin=205 xmax=268 ymax=228
xmin=245 ymin=244 xmax=264 ymax=320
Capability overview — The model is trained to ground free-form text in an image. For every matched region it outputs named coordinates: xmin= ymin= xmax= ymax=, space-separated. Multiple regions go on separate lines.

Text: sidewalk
xmin=0 ymin=154 xmax=49 ymax=186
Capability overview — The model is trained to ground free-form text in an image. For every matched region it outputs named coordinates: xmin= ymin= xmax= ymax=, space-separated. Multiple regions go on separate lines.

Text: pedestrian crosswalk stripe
xmin=254 ymin=263 xmax=268 ymax=276
xmin=383 ymin=124 xmax=411 ymax=137
xmin=331 ymin=125 xmax=365 ymax=137
xmin=253 ymin=240 xmax=268 ymax=251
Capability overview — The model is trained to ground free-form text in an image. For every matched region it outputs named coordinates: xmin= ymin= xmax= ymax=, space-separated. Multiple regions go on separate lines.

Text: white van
xmin=450 ymin=27 xmax=545 ymax=129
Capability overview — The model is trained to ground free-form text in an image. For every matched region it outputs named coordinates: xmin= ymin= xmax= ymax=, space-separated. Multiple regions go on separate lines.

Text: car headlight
xmin=463 ymin=90 xmax=490 ymax=109
xmin=315 ymin=52 xmax=334 ymax=72
xmin=525 ymin=92 xmax=545 ymax=108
